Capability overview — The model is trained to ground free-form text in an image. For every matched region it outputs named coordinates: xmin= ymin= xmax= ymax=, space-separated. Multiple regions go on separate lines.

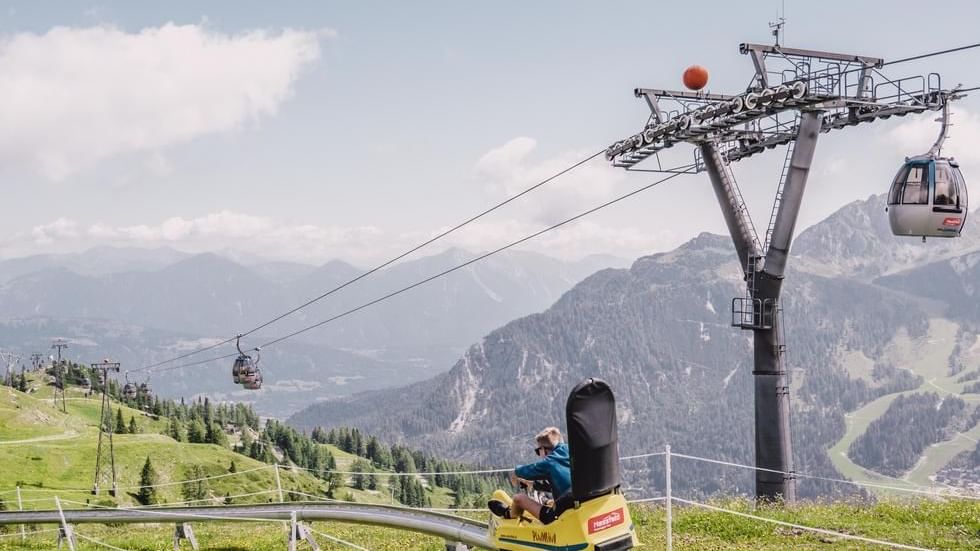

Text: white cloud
xmin=14 ymin=208 xmax=670 ymax=265
xmin=888 ymin=108 xmax=980 ymax=166
xmin=21 ymin=212 xmax=385 ymax=264
xmin=31 ymin=218 xmax=79 ymax=244
xmin=0 ymin=23 xmax=323 ymax=180
xmin=475 ymin=137 xmax=627 ymax=224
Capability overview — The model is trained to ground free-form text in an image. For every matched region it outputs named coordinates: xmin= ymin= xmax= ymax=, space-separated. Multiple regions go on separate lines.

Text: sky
xmin=1 ymin=0 xmax=979 ymax=266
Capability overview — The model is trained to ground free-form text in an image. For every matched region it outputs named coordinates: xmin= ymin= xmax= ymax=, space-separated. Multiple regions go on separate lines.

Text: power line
xmin=883 ymin=42 xmax=980 ymax=66
xmin=129 ymin=45 xmax=980 ymax=377
xmin=258 ymin=171 xmax=683 ymax=350
xmin=133 ymin=150 xmax=604 ymax=374
xmin=152 ymin=171 xmax=684 ymax=374
xmin=826 ymin=43 xmax=980 ymax=85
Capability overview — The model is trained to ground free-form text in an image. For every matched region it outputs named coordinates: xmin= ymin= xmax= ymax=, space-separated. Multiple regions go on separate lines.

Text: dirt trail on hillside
xmin=0 ymin=430 xmax=80 ymax=445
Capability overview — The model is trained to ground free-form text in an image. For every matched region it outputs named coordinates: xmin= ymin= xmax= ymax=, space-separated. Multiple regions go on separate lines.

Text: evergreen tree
xmin=206 ymin=422 xmax=228 ymax=447
xmin=186 ymin=419 xmax=207 ymax=443
xmin=350 ymin=459 xmax=368 ymax=490
xmin=181 ymin=465 xmax=210 ymax=502
xmin=311 ymin=426 xmax=327 ymax=443
xmin=115 ymin=408 xmax=127 ymax=434
xmin=136 ymin=456 xmax=158 ymax=505
xmin=128 ymin=416 xmax=139 ymax=434
xmin=167 ymin=417 xmax=183 ymax=442
xmin=366 ymin=436 xmax=381 ymax=465
xmin=240 ymin=428 xmax=253 ymax=452
xmin=205 ymin=418 xmax=217 ymax=444
xmin=229 ymin=460 xmax=237 ymax=473
xmin=17 ymin=368 xmax=28 ymax=392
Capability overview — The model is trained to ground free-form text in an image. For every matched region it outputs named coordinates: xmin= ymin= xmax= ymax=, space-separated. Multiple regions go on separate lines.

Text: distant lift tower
xmin=91 ymin=359 xmax=121 ymax=496
xmin=51 ymin=339 xmax=70 ymax=413
xmin=606 ymin=42 xmax=961 ymax=502
xmin=0 ymin=350 xmax=22 ymax=388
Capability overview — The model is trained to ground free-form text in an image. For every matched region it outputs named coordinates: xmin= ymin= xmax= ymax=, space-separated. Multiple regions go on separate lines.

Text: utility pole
xmin=91 ymin=359 xmax=121 ymax=497
xmin=51 ymin=339 xmax=69 ymax=413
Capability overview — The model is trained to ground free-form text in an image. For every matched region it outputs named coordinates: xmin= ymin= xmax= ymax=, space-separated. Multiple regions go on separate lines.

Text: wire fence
xmin=670 ymin=497 xmax=937 ymax=551
xmin=306 ymin=526 xmax=373 ymax=551
xmin=666 ymin=450 xmax=980 ymax=501
xmin=4 ymin=444 xmax=977 ymax=501
xmin=74 ymin=530 xmax=134 ymax=551
xmin=3 ymin=445 xmax=979 ymax=550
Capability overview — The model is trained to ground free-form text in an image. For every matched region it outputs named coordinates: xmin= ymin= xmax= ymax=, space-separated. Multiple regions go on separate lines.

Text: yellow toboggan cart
xmin=487 ymin=378 xmax=639 ymax=551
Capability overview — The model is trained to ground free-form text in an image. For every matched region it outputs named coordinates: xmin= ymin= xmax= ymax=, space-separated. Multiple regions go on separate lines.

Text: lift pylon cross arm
xmin=606 ymin=41 xmax=957 ymax=175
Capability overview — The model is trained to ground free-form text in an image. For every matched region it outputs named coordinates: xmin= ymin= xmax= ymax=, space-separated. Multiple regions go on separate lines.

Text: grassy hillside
xmin=2 ymin=374 xmax=976 ymax=549
xmin=0 ymin=373 xmax=456 ymax=510
xmin=0 ymin=377 xmax=324 ymax=507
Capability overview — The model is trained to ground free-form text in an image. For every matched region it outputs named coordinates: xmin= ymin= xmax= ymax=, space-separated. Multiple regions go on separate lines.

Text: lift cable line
xmin=131 ymin=150 xmax=604 ymax=375
xmin=786 ymin=42 xmax=980 ymax=93
xmin=125 ymin=41 xmax=979 ymax=378
xmin=147 ymin=171 xmax=685 ymax=375
xmin=883 ymin=41 xmax=980 ymax=67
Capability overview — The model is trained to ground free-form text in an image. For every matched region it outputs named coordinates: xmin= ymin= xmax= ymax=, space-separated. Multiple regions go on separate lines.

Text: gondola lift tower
xmin=606 ymin=35 xmax=967 ymax=502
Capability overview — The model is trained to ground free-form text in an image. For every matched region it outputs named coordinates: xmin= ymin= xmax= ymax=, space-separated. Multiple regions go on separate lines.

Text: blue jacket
xmin=514 ymin=442 xmax=571 ymax=497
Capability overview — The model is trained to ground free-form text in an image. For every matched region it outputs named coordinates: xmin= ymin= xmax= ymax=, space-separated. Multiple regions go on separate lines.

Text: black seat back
xmin=565 ymin=378 xmax=620 ymax=502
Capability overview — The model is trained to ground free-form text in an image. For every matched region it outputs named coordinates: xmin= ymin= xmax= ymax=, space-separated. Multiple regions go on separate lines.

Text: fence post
xmin=16 ymin=485 xmax=24 ymax=542
xmin=288 ymin=510 xmax=297 ymax=551
xmin=55 ymin=496 xmax=75 ymax=551
xmin=275 ymin=463 xmax=285 ymax=503
xmin=665 ymin=444 xmax=672 ymax=551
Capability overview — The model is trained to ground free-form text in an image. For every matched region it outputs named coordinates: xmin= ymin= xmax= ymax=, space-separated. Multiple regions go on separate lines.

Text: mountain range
xmin=288 ymin=194 xmax=980 ymax=497
xmin=0 ymin=246 xmax=628 ymax=416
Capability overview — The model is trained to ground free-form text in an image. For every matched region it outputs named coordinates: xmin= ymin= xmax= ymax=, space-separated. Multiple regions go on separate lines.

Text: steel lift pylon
xmin=91 ymin=359 xmax=121 ymax=497
xmin=606 ymin=41 xmax=962 ymax=502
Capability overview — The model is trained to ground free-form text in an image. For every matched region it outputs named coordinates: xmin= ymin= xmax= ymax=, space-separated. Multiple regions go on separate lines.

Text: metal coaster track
xmin=0 ymin=501 xmax=494 ymax=550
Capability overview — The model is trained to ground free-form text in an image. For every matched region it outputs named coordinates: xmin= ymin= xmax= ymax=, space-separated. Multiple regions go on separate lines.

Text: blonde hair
xmin=535 ymin=427 xmax=562 ymax=449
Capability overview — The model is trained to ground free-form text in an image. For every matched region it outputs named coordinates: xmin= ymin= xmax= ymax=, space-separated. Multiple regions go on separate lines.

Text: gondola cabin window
xmin=934 ymin=165 xmax=959 ymax=207
xmin=901 ymin=165 xmax=929 ymax=204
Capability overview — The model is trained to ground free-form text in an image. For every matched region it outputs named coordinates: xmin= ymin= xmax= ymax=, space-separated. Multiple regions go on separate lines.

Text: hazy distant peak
xmin=164 ymin=251 xmax=246 ymax=272
xmin=319 ymin=258 xmax=361 ymax=272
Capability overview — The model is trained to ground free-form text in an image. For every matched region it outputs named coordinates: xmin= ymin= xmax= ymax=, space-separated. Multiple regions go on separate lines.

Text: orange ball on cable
xmin=682 ymin=65 xmax=709 ymax=91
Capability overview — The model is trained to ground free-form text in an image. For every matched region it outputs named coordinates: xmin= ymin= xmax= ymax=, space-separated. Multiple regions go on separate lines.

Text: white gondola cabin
xmin=887 ymin=100 xmax=968 ymax=239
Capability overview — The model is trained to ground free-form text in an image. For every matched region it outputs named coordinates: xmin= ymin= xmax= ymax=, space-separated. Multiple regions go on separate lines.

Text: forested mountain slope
xmin=291 ymin=231 xmax=945 ymax=496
